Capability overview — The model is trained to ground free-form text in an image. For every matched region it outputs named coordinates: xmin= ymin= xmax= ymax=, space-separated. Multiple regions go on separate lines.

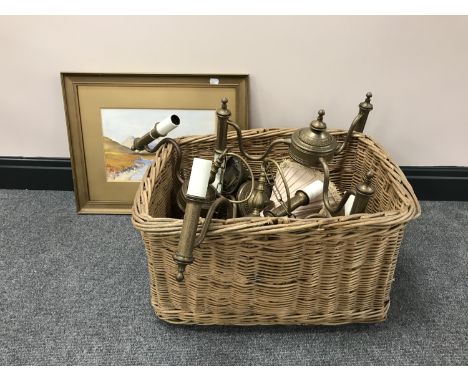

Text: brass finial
xmin=350 ymin=170 xmax=375 ymax=214
xmin=357 ymin=171 xmax=375 ymax=195
xmin=216 ymin=97 xmax=231 ymax=118
xmin=359 ymin=92 xmax=373 ymax=111
xmin=247 ymin=172 xmax=268 ymax=217
xmin=310 ymin=109 xmax=327 ymax=131
xmin=176 ymin=264 xmax=186 ymax=282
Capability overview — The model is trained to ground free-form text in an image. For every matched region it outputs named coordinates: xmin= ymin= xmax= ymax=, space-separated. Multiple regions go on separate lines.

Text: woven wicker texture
xmin=132 ymin=128 xmax=420 ymax=325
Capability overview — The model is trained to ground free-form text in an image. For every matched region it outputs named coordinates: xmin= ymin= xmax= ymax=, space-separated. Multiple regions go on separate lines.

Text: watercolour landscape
xmin=101 ymin=109 xmax=216 ymax=182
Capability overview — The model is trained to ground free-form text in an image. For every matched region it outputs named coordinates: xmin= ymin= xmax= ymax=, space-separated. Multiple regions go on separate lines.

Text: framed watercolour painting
xmin=61 ymin=73 xmax=249 ymax=214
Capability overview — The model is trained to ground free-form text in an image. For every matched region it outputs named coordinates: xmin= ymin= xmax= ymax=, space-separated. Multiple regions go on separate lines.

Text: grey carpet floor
xmin=0 ymin=189 xmax=466 ymax=365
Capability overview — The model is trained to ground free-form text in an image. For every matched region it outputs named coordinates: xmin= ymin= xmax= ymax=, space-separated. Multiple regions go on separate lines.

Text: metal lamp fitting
xmin=175 ymin=182 xmax=217 ymax=217
xmin=236 ymin=174 xmax=273 ymax=217
xmin=288 ymin=93 xmax=374 ymax=217
xmin=245 ymin=173 xmax=270 ymax=217
xmin=131 ymin=114 xmax=180 ymax=151
xmin=288 ymin=92 xmax=374 ymax=168
xmin=264 ymin=190 xmax=309 ymax=218
xmin=264 ymin=179 xmax=323 ymax=218
xmin=215 ymin=98 xmax=231 ymax=153
xmin=173 ymin=158 xmax=212 ymax=281
xmin=173 ymin=194 xmax=206 ymax=282
xmin=353 ymin=92 xmax=373 ymax=133
xmin=350 ymin=171 xmax=375 ymax=214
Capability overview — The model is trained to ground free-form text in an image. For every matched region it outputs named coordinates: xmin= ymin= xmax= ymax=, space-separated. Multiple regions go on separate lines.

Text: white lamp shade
xmin=300 ymin=180 xmax=324 ymax=203
xmin=186 ymin=158 xmax=212 ymax=198
xmin=155 ymin=114 xmax=180 ymax=136
xmin=344 ymin=194 xmax=355 ymax=216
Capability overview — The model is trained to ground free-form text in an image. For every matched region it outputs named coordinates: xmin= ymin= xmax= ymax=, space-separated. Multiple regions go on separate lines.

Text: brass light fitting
xmin=236 ymin=172 xmax=272 ymax=217
xmin=173 ymin=93 xmax=375 ymax=281
xmin=287 ymin=92 xmax=374 ymax=216
xmin=264 ymin=180 xmax=323 ymax=218
xmin=174 ymin=152 xmax=255 ymax=281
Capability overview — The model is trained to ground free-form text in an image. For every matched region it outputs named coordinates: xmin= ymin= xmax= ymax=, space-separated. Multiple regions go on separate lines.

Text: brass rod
xmin=227 ymin=120 xmax=291 ymax=161
xmin=335 ymin=113 xmax=363 ymax=155
xmin=194 ymin=196 xmax=233 ymax=247
xmin=320 ymin=157 xmax=353 ymax=216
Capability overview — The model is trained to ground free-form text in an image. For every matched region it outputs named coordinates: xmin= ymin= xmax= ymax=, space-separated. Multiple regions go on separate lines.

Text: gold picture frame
xmin=61 ymin=73 xmax=249 ymax=214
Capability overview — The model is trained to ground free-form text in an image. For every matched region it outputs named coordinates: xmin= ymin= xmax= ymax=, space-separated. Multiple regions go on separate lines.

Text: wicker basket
xmin=132 ymin=128 xmax=420 ymax=325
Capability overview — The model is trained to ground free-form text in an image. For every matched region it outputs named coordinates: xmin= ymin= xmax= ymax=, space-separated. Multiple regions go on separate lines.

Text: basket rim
xmin=132 ymin=128 xmax=421 ymax=236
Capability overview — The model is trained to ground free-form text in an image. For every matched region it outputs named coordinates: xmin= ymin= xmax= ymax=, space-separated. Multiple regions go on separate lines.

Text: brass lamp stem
xmin=174 ymin=195 xmax=234 ymax=282
xmin=131 ymin=122 xmax=161 ymax=151
xmin=215 ymin=97 xmax=291 ymax=163
xmin=320 ymin=157 xmax=353 ymax=216
xmin=173 ymin=195 xmax=205 ymax=282
xmin=335 ymin=113 xmax=363 ymax=156
xmin=335 ymin=92 xmax=373 ymax=155
xmin=215 ymin=98 xmax=231 ymax=153
xmin=209 ymin=149 xmax=227 ymax=185
xmin=264 ymin=190 xmax=309 ymax=217
xmin=228 ymin=120 xmax=291 ymax=161
xmin=194 ymin=196 xmax=233 ymax=247
xmin=132 ymin=114 xmax=181 ymax=151
xmin=350 ymin=171 xmax=375 ymax=214
xmin=174 ymin=151 xmax=253 ymax=282
xmin=354 ymin=92 xmax=374 ymax=133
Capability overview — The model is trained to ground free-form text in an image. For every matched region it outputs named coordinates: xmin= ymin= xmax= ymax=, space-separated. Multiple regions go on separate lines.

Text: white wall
xmin=0 ymin=16 xmax=467 ymax=166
